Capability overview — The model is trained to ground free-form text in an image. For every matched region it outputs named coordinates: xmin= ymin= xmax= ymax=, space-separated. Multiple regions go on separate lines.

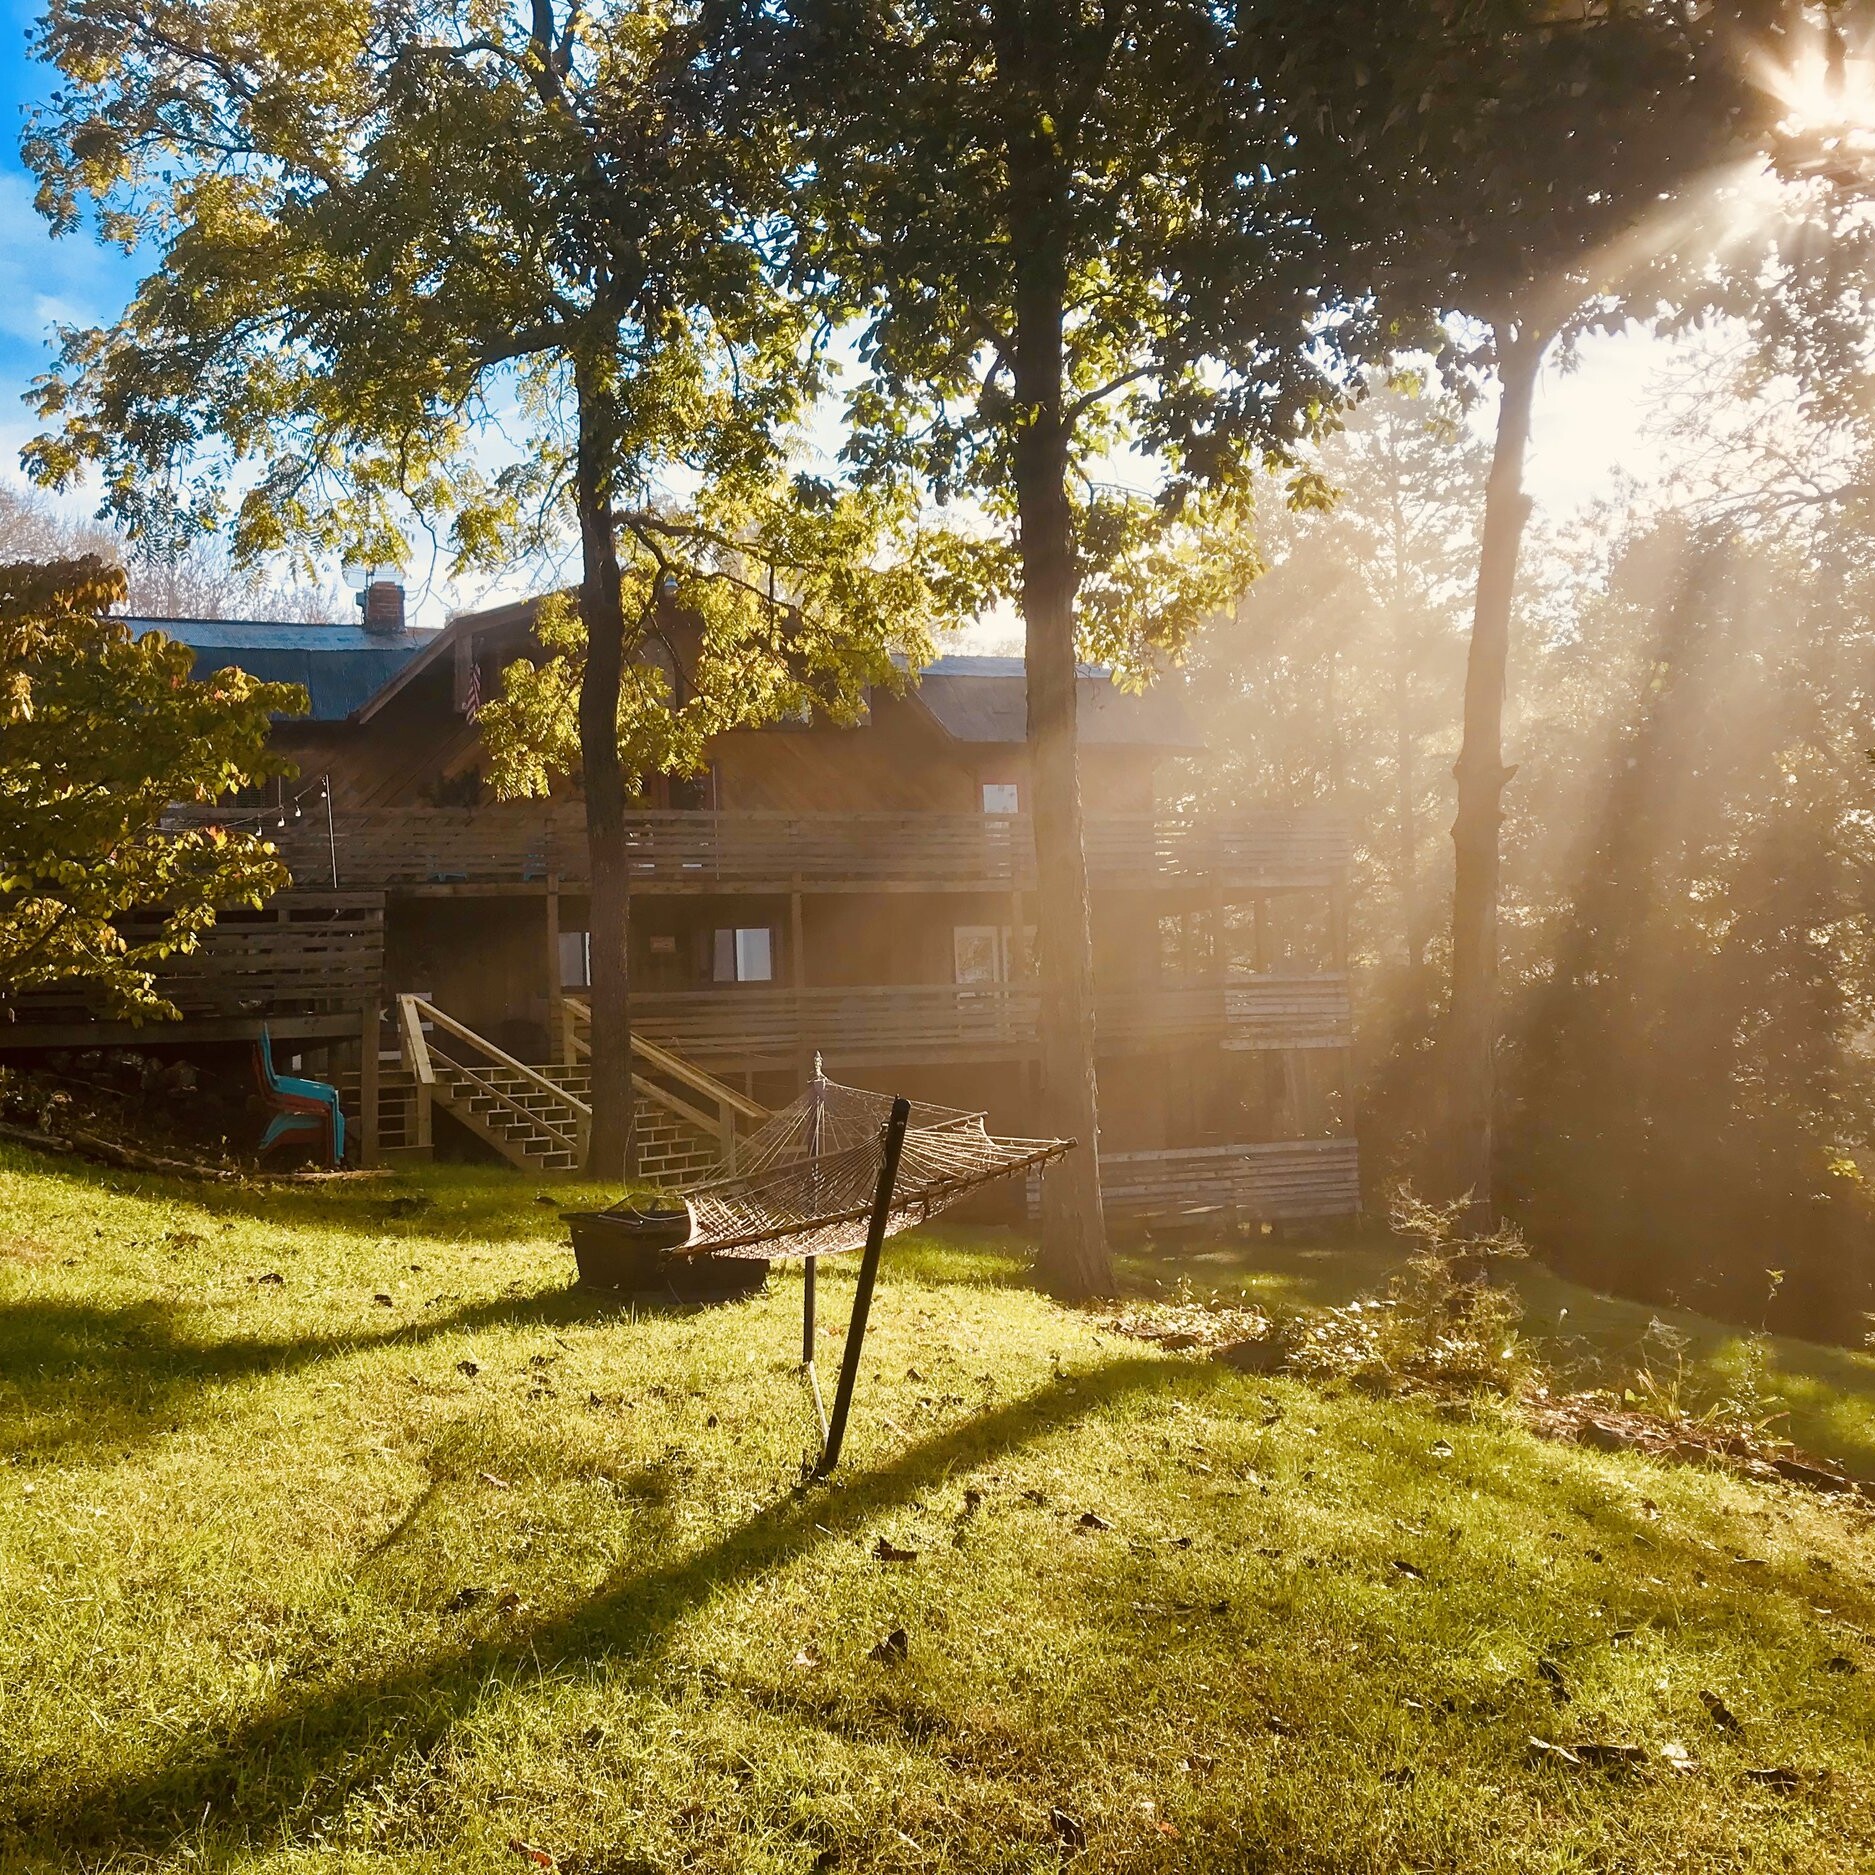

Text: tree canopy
xmin=0 ymin=556 xmax=302 ymax=1022
xmin=22 ymin=0 xmax=981 ymax=1172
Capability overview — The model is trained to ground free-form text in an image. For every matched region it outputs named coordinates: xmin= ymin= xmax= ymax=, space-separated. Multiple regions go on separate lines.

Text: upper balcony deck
xmin=199 ymin=805 xmax=1349 ymax=896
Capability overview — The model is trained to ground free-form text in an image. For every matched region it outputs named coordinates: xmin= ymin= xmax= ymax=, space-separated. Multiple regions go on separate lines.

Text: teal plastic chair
xmin=253 ymin=1026 xmax=346 ymax=1165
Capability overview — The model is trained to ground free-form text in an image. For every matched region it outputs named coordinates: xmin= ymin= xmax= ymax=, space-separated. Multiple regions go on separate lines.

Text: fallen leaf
xmin=1659 ymin=1741 xmax=1696 ymax=1772
xmin=872 ymin=1536 xmax=919 ymax=1564
xmin=1154 ymin=1819 xmax=1181 ymax=1838
xmin=1528 ymin=1736 xmax=1584 ymax=1768
xmin=444 ymin=1586 xmax=485 ymax=1613
xmin=1639 ymin=1498 xmax=1661 ymax=1520
xmin=868 ymin=1627 xmax=909 ymax=1664
xmin=792 ymin=1645 xmax=822 ymax=1670
xmin=1048 ymin=1807 xmax=1086 ymax=1851
xmin=1429 ymin=1439 xmax=1454 ymax=1458
xmin=479 ymin=1471 xmax=512 ymax=1491
xmin=1773 ymin=1456 xmax=1853 ymax=1493
xmin=1390 ymin=1558 xmax=1425 ymax=1580
xmin=1699 ymin=1689 xmax=1743 ymax=1733
xmin=493 ymin=1588 xmax=525 ymax=1617
xmin=1265 ymin=1713 xmax=1296 ymax=1737
xmin=1021 ymin=1488 xmax=1047 ymax=1506
xmin=507 ymin=1841 xmax=555 ymax=1869
xmin=456 ymin=1359 xmax=480 ymax=1378
xmin=1570 ymin=1741 xmax=1646 ymax=1768
xmin=373 ymin=1293 xmax=394 ymax=1307
xmin=906 ymin=1366 xmax=925 ymax=1381
xmin=1745 ymin=1766 xmax=1803 ymax=1792
xmin=254 ymin=1271 xmax=284 ymax=1286
xmin=1825 ymin=1654 xmax=1859 ymax=1675
xmin=1077 ymin=1510 xmax=1114 ymax=1531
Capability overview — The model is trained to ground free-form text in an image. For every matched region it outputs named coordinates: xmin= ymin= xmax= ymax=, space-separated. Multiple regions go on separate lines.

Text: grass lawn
xmin=4 ymin=1147 xmax=1875 ymax=1872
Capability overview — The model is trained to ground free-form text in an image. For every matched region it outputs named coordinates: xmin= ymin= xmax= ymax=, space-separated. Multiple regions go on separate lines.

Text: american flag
xmin=464 ymin=659 xmax=481 ymax=719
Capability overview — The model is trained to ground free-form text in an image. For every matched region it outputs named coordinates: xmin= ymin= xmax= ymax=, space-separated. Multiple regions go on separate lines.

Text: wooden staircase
xmin=362 ymin=995 xmax=769 ymax=1184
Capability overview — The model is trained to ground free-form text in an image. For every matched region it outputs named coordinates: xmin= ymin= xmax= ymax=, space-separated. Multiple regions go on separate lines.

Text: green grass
xmin=4 ymin=1149 xmax=1875 ymax=1872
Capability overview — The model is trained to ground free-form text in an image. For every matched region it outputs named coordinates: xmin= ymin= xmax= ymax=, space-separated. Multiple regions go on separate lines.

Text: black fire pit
xmin=563 ymin=1206 xmax=769 ymax=1305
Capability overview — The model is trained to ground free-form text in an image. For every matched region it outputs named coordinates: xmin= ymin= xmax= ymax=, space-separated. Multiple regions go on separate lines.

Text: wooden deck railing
xmin=620 ymin=974 xmax=1350 ymax=1069
xmin=173 ymin=805 xmax=1350 ymax=894
xmin=562 ymin=993 xmax=769 ymax=1167
xmin=10 ymin=892 xmax=384 ymax=1023
xmin=1071 ymin=1138 xmax=1360 ymax=1226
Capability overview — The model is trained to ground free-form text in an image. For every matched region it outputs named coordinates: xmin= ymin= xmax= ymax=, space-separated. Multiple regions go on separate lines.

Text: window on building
xmin=667 ymin=769 xmax=713 ymax=812
xmin=980 ymin=781 xmax=1021 ymax=815
xmin=953 ymin=924 xmax=1003 ymax=987
xmin=953 ymin=924 xmax=1035 ymax=985
xmin=713 ymin=926 xmax=774 ymax=983
xmin=559 ymin=931 xmax=591 ymax=989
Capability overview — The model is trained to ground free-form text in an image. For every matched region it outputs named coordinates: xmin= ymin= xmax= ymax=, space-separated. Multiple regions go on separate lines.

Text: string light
xmin=173 ymin=773 xmax=334 ymax=836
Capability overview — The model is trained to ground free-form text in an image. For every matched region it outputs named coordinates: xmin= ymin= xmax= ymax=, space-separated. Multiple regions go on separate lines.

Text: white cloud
xmin=0 ymin=170 xmax=140 ymax=377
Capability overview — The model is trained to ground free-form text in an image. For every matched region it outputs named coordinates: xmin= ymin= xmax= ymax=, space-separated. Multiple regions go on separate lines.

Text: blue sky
xmin=0 ymin=1 xmax=142 ymax=480
xmin=0 ymin=0 xmax=1668 ymax=611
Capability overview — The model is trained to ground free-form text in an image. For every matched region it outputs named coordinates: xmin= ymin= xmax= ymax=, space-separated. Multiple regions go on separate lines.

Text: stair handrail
xmin=561 ymin=995 xmax=769 ymax=1123
xmin=432 ymin=1043 xmax=586 ymax=1156
xmin=406 ymin=996 xmax=593 ymax=1121
xmin=396 ymin=994 xmax=436 ymax=1086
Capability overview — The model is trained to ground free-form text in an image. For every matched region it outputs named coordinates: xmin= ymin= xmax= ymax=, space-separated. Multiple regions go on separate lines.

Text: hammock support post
xmin=814 ymin=1096 xmax=912 ymax=1478
xmin=803 ymin=1056 xmax=824 ymax=1367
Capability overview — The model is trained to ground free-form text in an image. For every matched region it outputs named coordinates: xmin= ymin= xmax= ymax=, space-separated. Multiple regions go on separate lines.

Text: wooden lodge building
xmin=5 ymin=588 xmax=1360 ymax=1228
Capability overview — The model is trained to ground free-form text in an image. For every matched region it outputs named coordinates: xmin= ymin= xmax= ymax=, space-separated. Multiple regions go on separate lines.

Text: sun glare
xmin=1772 ymin=48 xmax=1875 ymax=134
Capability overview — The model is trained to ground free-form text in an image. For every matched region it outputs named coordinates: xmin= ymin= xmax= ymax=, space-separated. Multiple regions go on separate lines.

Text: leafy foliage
xmin=0 ymin=557 xmax=301 ymax=1020
xmin=477 ymin=484 xmax=992 ymax=799
xmin=1283 ymin=1191 xmax=1531 ymax=1396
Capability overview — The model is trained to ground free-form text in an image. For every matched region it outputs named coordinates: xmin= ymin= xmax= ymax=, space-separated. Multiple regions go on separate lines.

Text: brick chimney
xmin=361 ymin=578 xmax=406 ymax=634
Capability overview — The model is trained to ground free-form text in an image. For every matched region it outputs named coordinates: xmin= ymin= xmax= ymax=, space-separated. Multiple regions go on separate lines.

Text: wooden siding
xmin=197 ymin=806 xmax=1350 ymax=895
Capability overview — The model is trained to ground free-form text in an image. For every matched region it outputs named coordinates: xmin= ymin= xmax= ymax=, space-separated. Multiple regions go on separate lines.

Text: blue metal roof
xmin=123 ymin=617 xmax=439 ymax=722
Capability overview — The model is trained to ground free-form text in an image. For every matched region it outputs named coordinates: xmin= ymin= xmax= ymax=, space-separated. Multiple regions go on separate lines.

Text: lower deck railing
xmin=624 ymin=975 xmax=1350 ymax=1068
xmin=1037 ymin=1138 xmax=1361 ymax=1227
xmin=7 ymin=892 xmax=383 ymax=1026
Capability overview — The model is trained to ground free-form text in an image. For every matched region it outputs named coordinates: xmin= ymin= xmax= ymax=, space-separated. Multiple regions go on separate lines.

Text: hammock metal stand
xmin=812 ymin=1093 xmax=911 ymax=1477
xmin=569 ymin=1059 xmax=1072 ymax=1477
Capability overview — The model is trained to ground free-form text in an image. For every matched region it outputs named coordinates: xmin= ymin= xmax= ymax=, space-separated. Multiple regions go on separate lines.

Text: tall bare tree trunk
xmin=574 ymin=356 xmax=637 ymax=1182
xmin=1445 ymin=321 xmax=1546 ymax=1220
xmin=1010 ymin=122 xmax=1112 ymax=1302
xmin=1395 ymin=638 xmax=1423 ymax=1006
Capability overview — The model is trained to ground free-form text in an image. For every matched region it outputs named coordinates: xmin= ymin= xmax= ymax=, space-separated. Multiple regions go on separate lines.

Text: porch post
xmin=790 ymin=878 xmax=809 ymax=1080
xmin=544 ymin=872 xmax=565 ymax=1061
xmin=358 ymin=1003 xmax=380 ymax=1168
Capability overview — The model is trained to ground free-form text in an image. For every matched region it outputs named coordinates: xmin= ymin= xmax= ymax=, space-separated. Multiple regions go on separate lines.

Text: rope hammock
xmin=603 ymin=1070 xmax=1072 ymax=1261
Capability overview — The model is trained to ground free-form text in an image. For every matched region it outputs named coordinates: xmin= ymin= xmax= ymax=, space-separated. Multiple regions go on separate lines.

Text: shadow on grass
xmin=0 ymin=1282 xmax=670 ymax=1465
xmin=21 ymin=1353 xmax=1203 ymax=1860
xmin=0 ymin=1137 xmax=622 ymax=1249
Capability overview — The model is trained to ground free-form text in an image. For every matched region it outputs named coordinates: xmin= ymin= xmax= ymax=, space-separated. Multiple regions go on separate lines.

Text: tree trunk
xmin=1445 ymin=321 xmax=1547 ymax=1220
xmin=1395 ymin=638 xmax=1423 ymax=1008
xmin=1010 ymin=143 xmax=1112 ymax=1301
xmin=573 ymin=357 xmax=637 ymax=1182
